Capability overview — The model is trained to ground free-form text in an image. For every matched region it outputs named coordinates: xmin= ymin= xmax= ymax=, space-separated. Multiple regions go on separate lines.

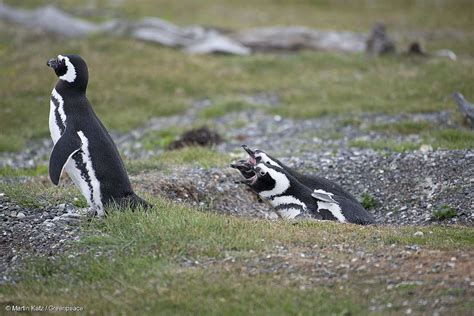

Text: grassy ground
xmin=1 ymin=191 xmax=473 ymax=315
xmin=1 ymin=1 xmax=474 ymax=314
xmin=1 ymin=0 xmax=474 ymax=151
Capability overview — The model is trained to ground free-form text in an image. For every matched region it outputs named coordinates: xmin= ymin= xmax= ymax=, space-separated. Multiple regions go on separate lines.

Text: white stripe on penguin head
xmin=58 ymin=55 xmax=77 ymax=83
xmin=257 ymin=163 xmax=290 ymax=198
xmin=256 ymin=152 xmax=280 ymax=167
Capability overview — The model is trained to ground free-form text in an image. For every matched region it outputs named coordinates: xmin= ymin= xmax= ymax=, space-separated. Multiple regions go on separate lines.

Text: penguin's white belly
xmin=49 ymin=89 xmax=66 ymax=144
xmin=49 ymin=99 xmax=62 ymax=144
xmin=64 ymin=157 xmax=93 ymax=204
xmin=66 ymin=133 xmax=104 ymax=215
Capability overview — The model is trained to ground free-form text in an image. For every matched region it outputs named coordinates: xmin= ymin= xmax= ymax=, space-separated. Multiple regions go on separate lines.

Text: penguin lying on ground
xmin=47 ymin=54 xmax=150 ymax=216
xmin=240 ymin=145 xmax=358 ymax=203
xmin=231 ymin=161 xmax=374 ymax=225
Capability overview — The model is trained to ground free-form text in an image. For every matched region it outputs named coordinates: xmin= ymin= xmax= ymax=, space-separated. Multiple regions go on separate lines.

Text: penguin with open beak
xmin=232 ymin=159 xmax=374 ymax=225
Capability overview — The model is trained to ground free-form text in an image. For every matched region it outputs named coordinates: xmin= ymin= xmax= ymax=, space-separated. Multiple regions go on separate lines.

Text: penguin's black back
xmin=274 ymin=168 xmax=374 ymax=225
xmin=280 ymin=162 xmax=359 ymax=203
xmin=57 ymin=85 xmax=134 ymax=207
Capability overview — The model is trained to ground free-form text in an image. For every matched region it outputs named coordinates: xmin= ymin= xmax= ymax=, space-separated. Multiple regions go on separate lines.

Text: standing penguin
xmin=240 ymin=145 xmax=359 ymax=203
xmin=47 ymin=54 xmax=150 ymax=215
xmin=231 ymin=161 xmax=374 ymax=225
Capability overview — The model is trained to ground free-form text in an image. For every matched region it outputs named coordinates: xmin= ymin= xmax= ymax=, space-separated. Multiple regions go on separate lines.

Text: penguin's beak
xmin=47 ymin=58 xmax=60 ymax=70
xmin=241 ymin=145 xmax=255 ymax=158
xmin=231 ymin=160 xmax=257 ymax=184
xmin=230 ymin=160 xmax=254 ymax=174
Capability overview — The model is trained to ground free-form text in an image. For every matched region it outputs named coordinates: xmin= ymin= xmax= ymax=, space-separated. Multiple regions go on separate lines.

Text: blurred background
xmin=0 ymin=0 xmax=473 ymax=152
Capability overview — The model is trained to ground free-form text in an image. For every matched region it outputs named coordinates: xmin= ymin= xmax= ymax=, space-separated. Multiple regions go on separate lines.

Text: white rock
xmin=413 ymin=231 xmax=424 ymax=237
xmin=419 ymin=144 xmax=433 ymax=152
xmin=16 ymin=212 xmax=26 ymax=219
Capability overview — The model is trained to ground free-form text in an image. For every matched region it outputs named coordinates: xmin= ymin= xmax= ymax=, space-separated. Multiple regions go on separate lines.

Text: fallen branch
xmin=452 ymin=92 xmax=474 ymax=128
xmin=0 ymin=3 xmax=367 ymax=55
xmin=231 ymin=26 xmax=366 ymax=53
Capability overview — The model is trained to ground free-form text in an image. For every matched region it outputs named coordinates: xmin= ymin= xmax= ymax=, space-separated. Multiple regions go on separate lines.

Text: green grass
xmin=125 ymin=147 xmax=230 ymax=175
xmin=140 ymin=128 xmax=182 ymax=150
xmin=360 ymin=192 xmax=377 ymax=209
xmin=370 ymin=121 xmax=436 ymax=135
xmin=0 ymin=181 xmax=86 ymax=208
xmin=349 ymin=139 xmax=420 ymax=152
xmin=199 ymin=100 xmax=254 ymax=119
xmin=0 ymin=165 xmax=48 ymax=177
xmin=427 ymin=129 xmax=474 ymax=150
xmin=350 ymin=127 xmax=474 ymax=152
xmin=160 ymin=147 xmax=230 ymax=169
xmin=1 ymin=197 xmax=473 ymax=315
xmin=1 ymin=0 xmax=474 ymax=152
xmin=432 ymin=205 xmax=458 ymax=221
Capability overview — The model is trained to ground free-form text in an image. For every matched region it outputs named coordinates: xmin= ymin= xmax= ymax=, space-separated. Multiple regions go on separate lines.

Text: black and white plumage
xmin=231 ymin=161 xmax=374 ymax=225
xmin=241 ymin=145 xmax=359 ymax=203
xmin=47 ymin=54 xmax=150 ymax=215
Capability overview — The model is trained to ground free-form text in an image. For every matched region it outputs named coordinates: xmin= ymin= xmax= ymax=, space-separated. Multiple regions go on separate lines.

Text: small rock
xmin=419 ymin=144 xmax=433 ymax=152
xmin=413 ymin=231 xmax=424 ymax=237
xmin=16 ymin=212 xmax=26 ymax=219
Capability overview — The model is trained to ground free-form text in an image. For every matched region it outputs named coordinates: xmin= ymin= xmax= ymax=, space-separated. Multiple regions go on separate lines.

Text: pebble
xmin=16 ymin=212 xmax=25 ymax=219
xmin=413 ymin=231 xmax=424 ymax=237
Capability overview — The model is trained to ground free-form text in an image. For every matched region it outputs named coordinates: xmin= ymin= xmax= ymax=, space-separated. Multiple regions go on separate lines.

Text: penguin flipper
xmin=311 ymin=189 xmax=338 ymax=204
xmin=49 ymin=130 xmax=82 ymax=185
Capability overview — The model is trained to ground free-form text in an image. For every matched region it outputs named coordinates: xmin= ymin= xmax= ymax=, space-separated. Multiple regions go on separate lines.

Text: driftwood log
xmin=452 ymin=92 xmax=474 ymax=129
xmin=0 ymin=3 xmax=367 ymax=55
xmin=231 ymin=26 xmax=366 ymax=53
xmin=0 ymin=4 xmax=459 ymax=59
xmin=366 ymin=23 xmax=395 ymax=55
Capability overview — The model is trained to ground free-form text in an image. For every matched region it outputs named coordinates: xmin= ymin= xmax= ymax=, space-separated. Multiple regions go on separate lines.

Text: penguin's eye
xmin=259 ymin=170 xmax=266 ymax=176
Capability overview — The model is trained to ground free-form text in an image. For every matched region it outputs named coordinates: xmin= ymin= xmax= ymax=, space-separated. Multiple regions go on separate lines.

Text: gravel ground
xmin=1 ymin=96 xmax=473 ymax=284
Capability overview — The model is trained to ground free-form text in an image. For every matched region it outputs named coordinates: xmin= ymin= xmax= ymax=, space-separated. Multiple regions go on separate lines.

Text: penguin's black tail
xmin=114 ymin=193 xmax=153 ymax=211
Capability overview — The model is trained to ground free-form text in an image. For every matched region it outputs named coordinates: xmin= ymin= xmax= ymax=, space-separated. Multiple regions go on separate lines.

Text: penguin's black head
xmin=248 ymin=163 xmax=279 ymax=193
xmin=241 ymin=145 xmax=282 ymax=168
xmin=232 ymin=161 xmax=288 ymax=195
xmin=47 ymin=54 xmax=88 ymax=91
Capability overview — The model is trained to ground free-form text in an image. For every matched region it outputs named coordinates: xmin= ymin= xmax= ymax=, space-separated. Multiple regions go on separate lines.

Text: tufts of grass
xmin=369 ymin=120 xmax=435 ymax=135
xmin=199 ymin=100 xmax=254 ymax=119
xmin=140 ymin=128 xmax=182 ymax=150
xmin=432 ymin=205 xmax=458 ymax=221
xmin=0 ymin=181 xmax=86 ymax=208
xmin=427 ymin=129 xmax=474 ymax=150
xmin=159 ymin=147 xmax=230 ymax=169
xmin=360 ymin=192 xmax=377 ymax=209
xmin=126 ymin=147 xmax=231 ymax=174
xmin=1 ymin=200 xmax=473 ymax=314
xmin=366 ymin=122 xmax=474 ymax=150
xmin=349 ymin=139 xmax=419 ymax=152
xmin=0 ymin=165 xmax=48 ymax=177
xmin=1 ymin=193 xmax=473 ymax=314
